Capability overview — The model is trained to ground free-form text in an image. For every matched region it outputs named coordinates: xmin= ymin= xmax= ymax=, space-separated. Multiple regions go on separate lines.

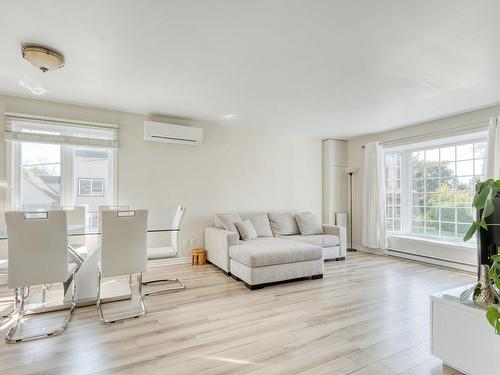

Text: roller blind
xmin=4 ymin=115 xmax=119 ymax=148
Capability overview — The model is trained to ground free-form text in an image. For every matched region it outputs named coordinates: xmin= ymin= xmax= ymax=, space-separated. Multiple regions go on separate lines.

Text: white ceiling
xmin=1 ymin=0 xmax=500 ymax=139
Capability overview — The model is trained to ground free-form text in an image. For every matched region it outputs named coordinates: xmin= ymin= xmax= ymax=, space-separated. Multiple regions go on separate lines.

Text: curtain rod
xmin=360 ymin=120 xmax=489 ymax=149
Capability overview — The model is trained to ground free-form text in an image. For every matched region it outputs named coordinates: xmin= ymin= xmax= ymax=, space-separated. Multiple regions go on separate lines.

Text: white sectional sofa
xmin=205 ymin=212 xmax=346 ymax=289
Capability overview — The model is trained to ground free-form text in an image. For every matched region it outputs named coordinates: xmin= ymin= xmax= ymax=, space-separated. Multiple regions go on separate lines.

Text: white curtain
xmin=362 ymin=141 xmax=387 ymax=249
xmin=486 ymin=116 xmax=500 ymax=179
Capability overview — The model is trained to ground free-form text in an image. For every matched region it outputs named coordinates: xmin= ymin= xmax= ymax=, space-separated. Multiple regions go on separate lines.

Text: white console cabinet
xmin=430 ymin=285 xmax=500 ymax=375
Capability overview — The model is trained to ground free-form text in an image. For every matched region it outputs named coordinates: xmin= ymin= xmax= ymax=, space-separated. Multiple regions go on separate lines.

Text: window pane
xmin=425 ymin=221 xmax=439 ymax=235
xmin=425 ymin=178 xmax=439 ymax=192
xmin=79 ymin=179 xmax=91 ymax=196
xmin=22 ymin=142 xmax=61 ymax=209
xmin=440 ymin=146 xmax=455 ymax=162
xmin=440 ymin=162 xmax=455 ymax=176
xmin=412 ymin=193 xmax=425 ymax=206
xmin=412 ymin=206 xmax=425 ymax=220
xmin=474 ymin=159 xmax=484 ymax=175
xmin=440 ymin=207 xmax=455 ymax=222
xmin=426 ymin=207 xmax=439 ymax=221
xmin=440 ymin=222 xmax=456 ymax=237
xmin=412 ymin=220 xmax=425 ymax=234
xmin=457 ymin=144 xmax=473 ymax=160
xmin=92 ymin=179 xmax=104 ymax=196
xmin=413 ymin=179 xmax=424 ymax=192
xmin=457 ymin=207 xmax=473 ymax=223
xmin=425 ymin=162 xmax=440 ymax=178
xmin=426 ymin=149 xmax=439 ymax=162
xmin=474 ymin=143 xmax=486 ymax=158
xmin=456 ymin=160 xmax=473 ymax=176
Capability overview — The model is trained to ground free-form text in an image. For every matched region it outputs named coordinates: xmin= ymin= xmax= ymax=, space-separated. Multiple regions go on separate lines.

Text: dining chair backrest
xmin=100 ymin=209 xmax=148 ymax=278
xmin=6 ymin=211 xmax=69 ymax=289
xmin=171 ymin=206 xmax=187 ymax=252
xmin=52 ymin=206 xmax=86 ymax=227
xmin=99 ymin=205 xmax=130 ymax=212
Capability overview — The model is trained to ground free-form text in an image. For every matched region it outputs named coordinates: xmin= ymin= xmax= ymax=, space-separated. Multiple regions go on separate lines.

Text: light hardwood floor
xmin=0 ymin=252 xmax=473 ymax=375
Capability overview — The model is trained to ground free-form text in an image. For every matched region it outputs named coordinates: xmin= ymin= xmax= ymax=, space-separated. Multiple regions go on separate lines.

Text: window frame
xmin=6 ymin=142 xmax=117 ymax=210
xmin=384 ymin=137 xmax=486 ymax=246
xmin=77 ymin=177 xmax=105 ymax=197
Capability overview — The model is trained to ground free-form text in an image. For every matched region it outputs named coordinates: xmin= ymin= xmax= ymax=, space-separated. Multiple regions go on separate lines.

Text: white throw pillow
xmin=268 ymin=212 xmax=300 ymax=236
xmin=235 ymin=220 xmax=258 ymax=241
xmin=295 ymin=212 xmax=324 ymax=235
xmin=214 ymin=213 xmax=242 ymax=233
xmin=246 ymin=212 xmax=273 ymax=237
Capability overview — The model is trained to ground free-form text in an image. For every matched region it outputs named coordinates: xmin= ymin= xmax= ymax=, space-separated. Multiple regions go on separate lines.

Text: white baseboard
xmin=352 ymin=243 xmax=475 ymax=273
xmin=352 ymin=243 xmax=385 ymax=255
xmin=148 ymin=256 xmax=191 ymax=268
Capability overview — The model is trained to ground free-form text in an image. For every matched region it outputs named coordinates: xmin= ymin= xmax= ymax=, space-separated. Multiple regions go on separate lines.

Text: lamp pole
xmin=348 ymin=171 xmax=356 ymax=251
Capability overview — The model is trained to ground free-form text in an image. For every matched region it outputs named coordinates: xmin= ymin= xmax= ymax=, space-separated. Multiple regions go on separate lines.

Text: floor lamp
xmin=345 ymin=167 xmax=358 ymax=251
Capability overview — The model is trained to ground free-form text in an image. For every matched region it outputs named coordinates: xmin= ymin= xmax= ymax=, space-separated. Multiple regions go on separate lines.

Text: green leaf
xmin=463 ymin=222 xmax=478 ymax=242
xmin=479 ymin=218 xmax=488 ymax=230
xmin=473 ymin=185 xmax=490 ymax=209
xmin=486 ymin=307 xmax=500 ymax=332
xmin=482 ymin=188 xmax=497 ymax=219
xmin=491 ymin=255 xmax=500 ymax=262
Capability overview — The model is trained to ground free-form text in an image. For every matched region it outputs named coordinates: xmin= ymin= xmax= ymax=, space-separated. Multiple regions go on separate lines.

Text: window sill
xmin=387 ymin=234 xmax=476 ymax=251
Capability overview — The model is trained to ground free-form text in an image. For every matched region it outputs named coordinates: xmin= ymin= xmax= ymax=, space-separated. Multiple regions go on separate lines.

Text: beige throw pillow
xmin=214 ymin=213 xmax=242 ymax=233
xmin=246 ymin=212 xmax=273 ymax=237
xmin=268 ymin=212 xmax=300 ymax=236
xmin=235 ymin=220 xmax=258 ymax=241
xmin=295 ymin=212 xmax=324 ymax=235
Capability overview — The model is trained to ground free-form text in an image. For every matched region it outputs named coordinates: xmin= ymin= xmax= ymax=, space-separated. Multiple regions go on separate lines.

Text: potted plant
xmin=462 ymin=179 xmax=500 ymax=334
xmin=463 ymin=179 xmax=500 ymax=266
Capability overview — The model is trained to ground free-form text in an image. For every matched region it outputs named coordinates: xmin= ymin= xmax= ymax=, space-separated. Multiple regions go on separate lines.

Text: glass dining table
xmin=0 ymin=218 xmax=180 ymax=312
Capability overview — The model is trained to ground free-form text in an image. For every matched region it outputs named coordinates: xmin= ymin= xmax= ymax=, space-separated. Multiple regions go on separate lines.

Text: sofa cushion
xmin=235 ymin=220 xmax=258 ymax=241
xmin=280 ymin=234 xmax=339 ymax=248
xmin=295 ymin=212 xmax=324 ymax=235
xmin=268 ymin=212 xmax=300 ymax=236
xmin=229 ymin=238 xmax=322 ymax=267
xmin=214 ymin=213 xmax=242 ymax=233
xmin=245 ymin=212 xmax=273 ymax=237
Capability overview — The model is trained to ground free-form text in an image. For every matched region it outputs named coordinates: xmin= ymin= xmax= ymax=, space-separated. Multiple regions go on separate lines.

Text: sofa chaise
xmin=205 ymin=212 xmax=346 ymax=289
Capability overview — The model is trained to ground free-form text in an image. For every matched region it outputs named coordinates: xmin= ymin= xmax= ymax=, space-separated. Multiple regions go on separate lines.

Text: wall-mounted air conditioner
xmin=144 ymin=121 xmax=203 ymax=146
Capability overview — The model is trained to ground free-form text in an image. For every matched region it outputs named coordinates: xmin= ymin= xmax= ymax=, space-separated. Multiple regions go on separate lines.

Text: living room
xmin=0 ymin=1 xmax=499 ymax=374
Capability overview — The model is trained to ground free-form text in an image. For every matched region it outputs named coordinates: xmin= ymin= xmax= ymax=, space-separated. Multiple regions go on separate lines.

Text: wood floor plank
xmin=0 ymin=252 xmax=472 ymax=374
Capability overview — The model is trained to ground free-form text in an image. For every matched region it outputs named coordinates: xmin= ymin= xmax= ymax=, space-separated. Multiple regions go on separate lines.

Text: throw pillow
xmin=214 ymin=213 xmax=242 ymax=233
xmin=235 ymin=220 xmax=258 ymax=241
xmin=268 ymin=212 xmax=300 ymax=236
xmin=295 ymin=212 xmax=324 ymax=235
xmin=246 ymin=212 xmax=273 ymax=237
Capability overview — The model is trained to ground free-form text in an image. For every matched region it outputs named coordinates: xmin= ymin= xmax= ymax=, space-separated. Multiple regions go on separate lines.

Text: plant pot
xmin=478 ymin=196 xmax=500 ymax=271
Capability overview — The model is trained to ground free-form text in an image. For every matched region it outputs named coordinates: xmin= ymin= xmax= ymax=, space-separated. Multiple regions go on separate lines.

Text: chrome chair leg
xmin=97 ymin=271 xmax=146 ymax=324
xmin=142 ymin=277 xmax=185 ymax=296
xmin=5 ymin=273 xmax=76 ymax=344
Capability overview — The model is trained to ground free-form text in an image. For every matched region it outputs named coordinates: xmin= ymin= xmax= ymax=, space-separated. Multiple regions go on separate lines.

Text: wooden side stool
xmin=192 ymin=248 xmax=207 ymax=265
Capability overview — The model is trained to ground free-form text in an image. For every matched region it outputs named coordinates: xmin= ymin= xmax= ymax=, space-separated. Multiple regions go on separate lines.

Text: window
xmin=6 ymin=116 xmax=118 ymax=221
xmin=385 ymin=136 xmax=486 ymax=245
xmin=385 ymin=152 xmax=401 ymax=233
xmin=78 ymin=178 xmax=105 ymax=197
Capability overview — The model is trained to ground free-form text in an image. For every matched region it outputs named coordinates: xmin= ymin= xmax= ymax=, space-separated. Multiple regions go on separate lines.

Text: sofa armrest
xmin=322 ymin=224 xmax=346 ymax=257
xmin=205 ymin=227 xmax=239 ymax=273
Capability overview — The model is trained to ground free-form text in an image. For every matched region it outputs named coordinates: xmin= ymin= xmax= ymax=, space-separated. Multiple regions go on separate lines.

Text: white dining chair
xmin=97 ymin=209 xmax=148 ymax=323
xmin=4 ymin=211 xmax=77 ymax=343
xmin=143 ymin=206 xmax=186 ymax=295
xmin=52 ymin=205 xmax=88 ymax=261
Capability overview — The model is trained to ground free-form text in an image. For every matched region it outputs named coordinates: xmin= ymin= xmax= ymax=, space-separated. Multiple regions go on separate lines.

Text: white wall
xmin=0 ymin=95 xmax=322 ymax=258
xmin=347 ymin=103 xmax=500 ymax=250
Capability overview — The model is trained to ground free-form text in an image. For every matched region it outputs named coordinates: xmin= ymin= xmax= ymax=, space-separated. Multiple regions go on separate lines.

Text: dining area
xmin=0 ymin=205 xmax=187 ymax=344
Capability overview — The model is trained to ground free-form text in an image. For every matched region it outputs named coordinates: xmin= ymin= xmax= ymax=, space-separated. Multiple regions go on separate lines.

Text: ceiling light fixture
xmin=22 ymin=45 xmax=65 ymax=73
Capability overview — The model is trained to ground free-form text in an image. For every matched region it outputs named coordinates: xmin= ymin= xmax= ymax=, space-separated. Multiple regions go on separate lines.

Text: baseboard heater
xmin=386 ymin=248 xmax=476 ymax=272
